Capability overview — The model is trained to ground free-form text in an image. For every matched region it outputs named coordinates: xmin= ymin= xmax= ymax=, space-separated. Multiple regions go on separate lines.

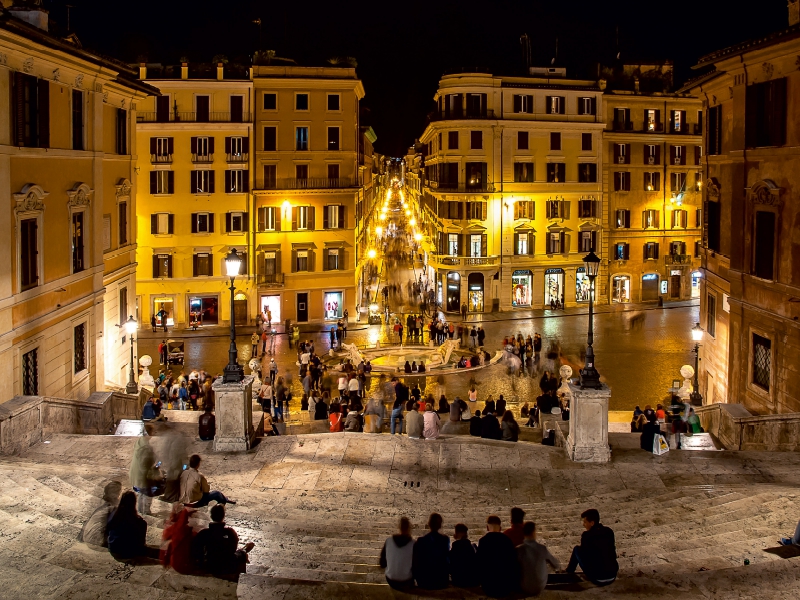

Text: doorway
xmin=297 ymin=292 xmax=308 ymax=322
xmin=612 ymin=276 xmax=630 ymax=303
xmin=446 ymin=272 xmax=461 ymax=312
xmin=691 ymin=271 xmax=701 ymax=298
xmin=467 ymin=273 xmax=484 ymax=312
xmin=670 ymin=274 xmax=681 ymax=299
xmin=641 ymin=274 xmax=659 ymax=302
xmin=153 ymin=297 xmax=174 ymax=327
xmin=189 ymin=296 xmax=219 ymax=325
xmin=234 ymin=293 xmax=248 ymax=326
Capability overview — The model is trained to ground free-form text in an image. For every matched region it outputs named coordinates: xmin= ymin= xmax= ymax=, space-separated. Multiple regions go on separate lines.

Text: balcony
xmin=257 ymin=273 xmax=285 ymax=286
xmin=150 ymin=153 xmax=173 ymax=164
xmin=428 ymin=109 xmax=496 ymax=121
xmin=665 ymin=254 xmax=691 ymax=265
xmin=642 ymin=121 xmax=665 ymax=133
xmin=137 ymin=111 xmax=252 ymax=123
xmin=428 ymin=182 xmax=495 ymax=193
xmin=612 ymin=121 xmax=633 ymax=132
xmin=430 ymin=254 xmax=499 ymax=267
xmin=669 ymin=124 xmax=691 ymax=135
xmin=264 ymin=178 xmax=357 ymax=190
xmin=226 ymin=152 xmax=249 ymax=163
xmin=192 ymin=153 xmax=214 ymax=163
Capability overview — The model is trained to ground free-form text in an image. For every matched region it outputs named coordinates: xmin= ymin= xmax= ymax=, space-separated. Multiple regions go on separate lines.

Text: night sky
xmin=41 ymin=0 xmax=788 ymax=156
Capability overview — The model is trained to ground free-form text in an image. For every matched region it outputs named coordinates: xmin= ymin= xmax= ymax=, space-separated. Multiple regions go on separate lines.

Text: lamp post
xmin=579 ymin=251 xmax=602 ymax=389
xmin=124 ymin=315 xmax=138 ymax=394
xmin=690 ymin=322 xmax=704 ymax=405
xmin=223 ymin=248 xmax=245 ymax=383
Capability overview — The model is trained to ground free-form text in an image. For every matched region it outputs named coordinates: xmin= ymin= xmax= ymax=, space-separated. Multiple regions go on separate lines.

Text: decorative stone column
xmin=213 ymin=375 xmax=256 ymax=452
xmin=566 ymin=381 xmax=611 ymax=463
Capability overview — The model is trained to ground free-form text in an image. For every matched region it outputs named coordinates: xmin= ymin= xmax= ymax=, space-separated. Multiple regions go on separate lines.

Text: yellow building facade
xmin=417 ymin=71 xmax=605 ymax=313
xmin=251 ymin=66 xmax=366 ymax=324
xmin=135 ymin=63 xmax=254 ymax=329
xmin=0 ymin=7 xmax=153 ymax=402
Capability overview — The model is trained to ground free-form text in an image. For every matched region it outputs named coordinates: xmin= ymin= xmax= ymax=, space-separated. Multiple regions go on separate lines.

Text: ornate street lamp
xmin=223 ymin=248 xmax=245 ymax=383
xmin=690 ymin=322 xmax=704 ymax=405
xmin=124 ymin=315 xmax=139 ymax=394
xmin=580 ymin=251 xmax=602 ymax=389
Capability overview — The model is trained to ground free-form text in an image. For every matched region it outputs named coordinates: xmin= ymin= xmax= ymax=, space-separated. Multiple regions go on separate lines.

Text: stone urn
xmin=139 ymin=355 xmax=155 ymax=389
xmin=677 ymin=364 xmax=694 ymax=401
xmin=248 ymin=357 xmax=262 ymax=396
xmin=557 ymin=365 xmax=573 ymax=405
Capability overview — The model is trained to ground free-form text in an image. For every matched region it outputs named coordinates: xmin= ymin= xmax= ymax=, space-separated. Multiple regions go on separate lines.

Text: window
xmin=546 ymin=163 xmax=565 ymax=183
xmin=614 ymin=243 xmax=630 ymax=260
xmin=644 ymin=144 xmax=660 ymax=165
xmin=578 ymin=163 xmax=597 ymax=183
xmin=581 ymin=133 xmax=592 ymax=151
xmin=437 ymin=133 xmax=442 ymax=152
xmin=643 ymin=242 xmax=660 ymax=260
xmin=116 ymin=109 xmax=127 ymax=154
xmin=642 ymin=209 xmax=659 ymax=228
xmin=746 ymin=78 xmax=787 ymax=148
xmin=644 ymin=108 xmax=661 ymax=131
xmin=578 ymin=97 xmax=596 ymax=115
xmin=325 ymin=248 xmax=341 ymax=270
xmin=613 ymin=171 xmax=630 ymax=192
xmin=545 ymin=95 xmax=565 ymax=114
xmin=696 ymin=208 xmax=702 ymax=228
xmin=191 ymin=170 xmax=215 ymax=194
xmin=295 ymin=250 xmax=309 ymax=271
xmin=150 ymin=170 xmax=174 ymax=194
xmin=230 ymin=95 xmax=244 ymax=122
xmin=694 ymin=145 xmax=702 ymax=166
xmin=579 ymin=230 xmax=596 ymax=252
xmin=226 ymin=136 xmax=247 ymax=160
xmin=447 ymin=233 xmax=459 ymax=256
xmin=517 ymin=131 xmax=529 ymax=150
xmin=263 ymin=251 xmax=279 ymax=281
xmin=20 ymin=217 xmax=38 ymax=291
xmin=546 ymin=232 xmax=565 ymax=254
xmin=514 ymin=232 xmax=531 ymax=255
xmin=546 ymin=200 xmax=564 ymax=219
xmin=22 ymin=348 xmax=38 ymax=395
xmin=324 ymin=205 xmax=345 ymax=229
xmin=448 ymin=131 xmax=459 ymax=150
xmin=671 ymin=110 xmax=686 ymax=133
xmin=613 ymin=107 xmax=630 ymax=130
xmin=327 ymin=94 xmax=340 ymax=111
xmin=644 ymin=172 xmax=661 ymax=191
xmin=514 ymin=201 xmax=534 ymax=220
xmin=469 ymin=234 xmax=484 ymax=258
xmin=155 ymin=95 xmax=170 ymax=122
xmin=672 ymin=209 xmax=688 ymax=229
xmin=465 ymin=162 xmax=486 ymax=190
xmin=263 ymin=93 xmax=277 ymax=110
xmin=707 ymin=105 xmax=722 ymax=155
xmin=550 ymin=132 xmax=561 ymax=151
xmin=152 ymin=135 xmax=173 ymax=158
xmin=263 ymin=165 xmax=277 ymax=189
xmin=263 ymin=126 xmax=277 ymax=151
xmin=72 ymin=89 xmax=83 ymax=150
xmin=153 ymin=253 xmax=172 ymax=278
xmin=670 ymin=241 xmax=686 ymax=256
xmin=193 ymin=253 xmax=213 ymax=277
xmin=694 ymin=241 xmax=702 ymax=258
xmin=293 ymin=206 xmax=313 ymax=230
xmin=670 ymin=145 xmax=685 ymax=165
xmin=615 ymin=210 xmax=631 ymax=229
xmin=296 ymin=164 xmax=309 ymax=181
xmin=71 ymin=211 xmax=85 ymax=273
xmin=191 ymin=212 xmax=215 ymax=233
xmin=224 ymin=169 xmax=249 ymax=193
xmin=73 ymin=323 xmax=87 ymax=374
xmin=465 ymin=93 xmax=486 ymax=117
xmin=257 ymin=206 xmax=278 ymax=231
xmin=752 ymin=334 xmax=771 ymax=390
xmin=296 ymin=127 xmax=309 ymax=150
xmin=614 ymin=143 xmax=630 ymax=164
xmin=467 ymin=202 xmax=486 ymax=220
xmin=327 ymin=126 xmax=340 ymax=150
xmin=578 ymin=199 xmax=598 ymax=218
xmin=118 ymin=287 xmax=128 ymax=333
xmin=150 ymin=212 xmax=174 ymax=235
xmin=470 ymin=131 xmax=482 ymax=150
xmin=513 ymin=94 xmax=533 ymax=113
xmin=753 ymin=211 xmax=776 ymax=280
xmin=225 ymin=211 xmax=248 ymax=233
xmin=12 ymin=73 xmax=50 ymax=148
xmin=195 ymin=95 xmax=210 ymax=122
xmin=296 ymin=93 xmax=309 ymax=110
xmin=328 ymin=164 xmax=340 ymax=180
xmin=118 ymin=202 xmax=128 ymax=246
xmin=514 ymin=162 xmax=534 ymax=182
xmin=191 ymin=136 xmax=213 ymax=160
xmin=671 ymin=172 xmax=686 ymax=192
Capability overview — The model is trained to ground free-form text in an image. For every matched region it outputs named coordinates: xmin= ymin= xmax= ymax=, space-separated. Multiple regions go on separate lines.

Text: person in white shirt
xmin=379 ymin=517 xmax=414 ymax=591
xmin=517 ymin=521 xmax=561 ymax=596
xmin=347 ymin=375 xmax=360 ymax=400
xmin=338 ymin=375 xmax=348 ymax=401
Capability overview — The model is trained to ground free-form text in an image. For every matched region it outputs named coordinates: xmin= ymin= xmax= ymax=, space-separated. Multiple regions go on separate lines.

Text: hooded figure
xmin=80 ymin=480 xmax=122 ymax=546
xmin=129 ymin=437 xmax=164 ymax=515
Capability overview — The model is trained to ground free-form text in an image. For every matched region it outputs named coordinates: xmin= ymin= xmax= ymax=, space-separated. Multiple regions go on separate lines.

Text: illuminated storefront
xmin=544 ymin=268 xmax=564 ymax=307
xmin=575 ymin=267 xmax=590 ymax=302
xmin=641 ymin=273 xmax=659 ymax=302
xmin=446 ymin=272 xmax=460 ymax=312
xmin=468 ymin=273 xmax=484 ymax=312
xmin=511 ymin=270 xmax=532 ymax=307
xmin=323 ymin=291 xmax=343 ymax=320
xmin=691 ymin=271 xmax=701 ymax=298
xmin=612 ymin=275 xmax=631 ymax=303
xmin=153 ymin=297 xmax=175 ymax=327
xmin=188 ymin=295 xmax=219 ymax=326
xmin=260 ymin=294 xmax=281 ymax=324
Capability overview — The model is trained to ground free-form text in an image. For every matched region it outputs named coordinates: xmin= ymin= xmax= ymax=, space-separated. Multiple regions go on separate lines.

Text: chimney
xmin=790 ymin=0 xmax=799 ymax=26
xmin=9 ymin=2 xmax=49 ymax=31
xmin=181 ymin=62 xmax=188 ymax=80
xmin=139 ymin=63 xmax=147 ymax=80
xmin=217 ymin=62 xmax=224 ymax=81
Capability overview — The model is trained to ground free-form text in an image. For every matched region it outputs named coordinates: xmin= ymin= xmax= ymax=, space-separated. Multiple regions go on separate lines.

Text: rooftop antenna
xmin=520 ymin=33 xmax=531 ymax=71
xmin=550 ymin=37 xmax=558 ymax=65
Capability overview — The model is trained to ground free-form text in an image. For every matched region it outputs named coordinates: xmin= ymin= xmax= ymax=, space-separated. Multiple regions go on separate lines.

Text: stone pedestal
xmin=212 ymin=375 xmax=256 ymax=452
xmin=566 ymin=382 xmax=611 ymax=463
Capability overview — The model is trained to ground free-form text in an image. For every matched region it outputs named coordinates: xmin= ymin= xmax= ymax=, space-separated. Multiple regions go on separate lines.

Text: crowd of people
xmin=634 ymin=400 xmax=704 ymax=452
xmin=380 ymin=507 xmax=618 ymax=597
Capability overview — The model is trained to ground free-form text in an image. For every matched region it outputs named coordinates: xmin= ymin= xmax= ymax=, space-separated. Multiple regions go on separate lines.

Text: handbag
xmin=653 ymin=434 xmax=670 ymax=456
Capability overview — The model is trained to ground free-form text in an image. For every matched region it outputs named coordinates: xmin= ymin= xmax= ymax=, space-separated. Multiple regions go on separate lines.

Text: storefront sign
xmin=642 ymin=273 xmax=658 ymax=280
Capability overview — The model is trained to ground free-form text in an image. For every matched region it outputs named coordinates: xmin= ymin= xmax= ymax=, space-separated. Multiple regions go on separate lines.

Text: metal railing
xmin=267 ymin=177 xmax=357 ymax=190
xmin=429 ymin=254 xmax=499 ymax=267
xmin=612 ymin=121 xmax=633 ymax=131
xmin=150 ymin=154 xmax=172 ymax=164
xmin=257 ymin=273 xmax=285 ymax=286
xmin=192 ymin=153 xmax=214 ymax=163
xmin=428 ymin=109 xmax=496 ymax=121
xmin=137 ymin=111 xmax=252 ymax=123
xmin=226 ymin=152 xmax=249 ymax=163
xmin=428 ymin=182 xmax=494 ymax=193
xmin=664 ymin=254 xmax=691 ymax=265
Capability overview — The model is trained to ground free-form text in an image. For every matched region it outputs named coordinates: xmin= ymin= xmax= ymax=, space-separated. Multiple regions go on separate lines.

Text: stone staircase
xmin=0 ymin=433 xmax=799 ymax=599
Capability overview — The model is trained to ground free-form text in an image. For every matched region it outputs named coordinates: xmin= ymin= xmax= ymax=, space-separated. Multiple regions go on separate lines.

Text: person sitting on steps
xmin=180 ymin=454 xmax=236 ymax=508
xmin=564 ymin=508 xmax=619 ymax=586
xmin=380 ymin=517 xmax=414 ymax=591
xmin=191 ymin=504 xmax=254 ymax=576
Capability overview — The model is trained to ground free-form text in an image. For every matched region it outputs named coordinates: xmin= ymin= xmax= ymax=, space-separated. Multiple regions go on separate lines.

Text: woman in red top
xmin=330 ymin=408 xmax=344 ymax=432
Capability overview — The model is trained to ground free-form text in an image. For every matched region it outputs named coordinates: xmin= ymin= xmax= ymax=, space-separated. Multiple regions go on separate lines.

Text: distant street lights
xmin=690 ymin=322 xmax=704 ymax=405
xmin=579 ymin=251 xmax=602 ymax=389
xmin=222 ymin=248 xmax=244 ymax=383
xmin=124 ymin=315 xmax=138 ymax=394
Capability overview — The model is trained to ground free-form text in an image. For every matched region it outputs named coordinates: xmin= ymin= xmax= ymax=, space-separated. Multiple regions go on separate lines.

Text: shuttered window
xmin=745 ymin=78 xmax=787 ymax=148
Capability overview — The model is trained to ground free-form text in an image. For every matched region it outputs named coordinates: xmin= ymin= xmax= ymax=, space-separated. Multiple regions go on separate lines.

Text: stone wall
xmin=0 ymin=390 xmax=147 ymax=455
xmin=695 ymin=403 xmax=800 ymax=451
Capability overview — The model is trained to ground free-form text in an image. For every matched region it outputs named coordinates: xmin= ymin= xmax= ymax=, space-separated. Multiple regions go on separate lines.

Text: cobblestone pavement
xmin=138 ymin=280 xmax=699 ymax=412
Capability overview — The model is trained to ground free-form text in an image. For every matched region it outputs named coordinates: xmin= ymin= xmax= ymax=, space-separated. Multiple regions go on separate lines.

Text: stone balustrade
xmin=695 ymin=402 xmax=800 ymax=451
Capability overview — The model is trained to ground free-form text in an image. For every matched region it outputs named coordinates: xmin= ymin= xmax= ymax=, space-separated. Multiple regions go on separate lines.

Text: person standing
xmin=269 ymin=358 xmax=278 ymax=385
xmin=469 ymin=326 xmax=477 ymax=348
xmin=390 ymin=392 xmax=405 ymax=435
xmin=380 ymin=517 xmax=415 ymax=591
xmin=251 ymin=332 xmax=259 ymax=358
xmin=266 ymin=308 xmax=272 ymax=327
xmin=461 ymin=302 xmax=468 ymax=321
xmin=517 ymin=521 xmax=562 ymax=597
xmin=343 ymin=309 xmax=349 ymax=338
xmin=159 ymin=340 xmax=168 ymax=365
xmin=261 ymin=329 xmax=268 ymax=356
xmin=564 ymin=509 xmax=619 ymax=586
xmin=476 ymin=515 xmax=519 ymax=598
xmin=198 ymin=406 xmax=216 ymax=441
xmin=151 ymin=315 xmax=157 ymax=333
xmin=477 ymin=326 xmax=486 ymax=349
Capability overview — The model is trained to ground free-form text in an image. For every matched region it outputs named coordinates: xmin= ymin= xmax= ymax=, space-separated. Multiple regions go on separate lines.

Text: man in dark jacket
xmin=198 ymin=406 xmax=216 ymax=441
xmin=192 ymin=504 xmax=254 ymax=575
xmin=476 ymin=515 xmax=519 ymax=597
xmin=480 ymin=411 xmax=502 ymax=440
xmin=412 ymin=513 xmax=450 ymax=589
xmin=469 ymin=410 xmax=483 ymax=436
xmin=449 ymin=523 xmax=478 ymax=587
xmin=565 ymin=508 xmax=619 ymax=586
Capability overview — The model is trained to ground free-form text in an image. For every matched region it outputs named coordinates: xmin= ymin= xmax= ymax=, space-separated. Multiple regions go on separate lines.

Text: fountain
xmin=333 ymin=339 xmax=501 ymax=374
